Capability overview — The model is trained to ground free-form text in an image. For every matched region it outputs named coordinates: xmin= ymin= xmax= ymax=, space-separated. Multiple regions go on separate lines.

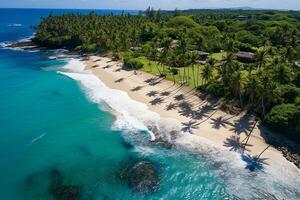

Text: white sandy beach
xmin=78 ymin=55 xmax=300 ymax=179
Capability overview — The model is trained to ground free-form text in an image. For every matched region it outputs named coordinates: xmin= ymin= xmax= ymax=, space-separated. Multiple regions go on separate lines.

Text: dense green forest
xmin=34 ymin=9 xmax=300 ymax=141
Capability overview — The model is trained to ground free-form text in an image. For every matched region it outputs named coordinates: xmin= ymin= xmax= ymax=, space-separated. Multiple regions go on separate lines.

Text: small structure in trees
xmin=193 ymin=50 xmax=209 ymax=63
xmin=130 ymin=46 xmax=141 ymax=51
xmin=295 ymin=61 xmax=300 ymax=67
xmin=236 ymin=51 xmax=256 ymax=63
xmin=156 ymin=47 xmax=164 ymax=52
xmin=171 ymin=40 xmax=179 ymax=48
xmin=236 ymin=15 xmax=249 ymax=20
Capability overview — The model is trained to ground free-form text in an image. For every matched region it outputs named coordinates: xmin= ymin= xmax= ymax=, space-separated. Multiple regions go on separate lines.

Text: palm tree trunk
xmin=261 ymin=98 xmax=266 ymax=117
xmin=148 ymin=61 xmax=152 ymax=72
xmin=239 ymin=92 xmax=242 ymax=107
xmin=196 ymin=67 xmax=199 ymax=87
xmin=192 ymin=65 xmax=196 ymax=88
xmin=154 ymin=58 xmax=161 ymax=75
xmin=242 ymin=120 xmax=258 ymax=152
xmin=183 ymin=67 xmax=186 ymax=83
xmin=187 ymin=65 xmax=190 ymax=85
xmin=257 ymin=145 xmax=271 ymax=159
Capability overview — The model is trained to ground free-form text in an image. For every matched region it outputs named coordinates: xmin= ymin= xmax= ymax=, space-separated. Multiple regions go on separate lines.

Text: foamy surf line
xmin=57 ymin=58 xmax=160 ymax=141
xmin=0 ymin=34 xmax=36 ymax=51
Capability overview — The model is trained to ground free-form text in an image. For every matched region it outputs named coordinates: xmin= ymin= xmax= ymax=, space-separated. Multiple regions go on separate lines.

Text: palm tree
xmin=148 ymin=41 xmax=162 ymax=75
xmin=160 ymin=38 xmax=172 ymax=74
xmin=256 ymin=49 xmax=268 ymax=69
xmin=230 ymin=70 xmax=245 ymax=106
xmin=167 ymin=52 xmax=179 ymax=84
xmin=257 ymin=76 xmax=279 ymax=116
xmin=218 ymin=53 xmax=236 ymax=87
xmin=201 ymin=60 xmax=214 ymax=85
xmin=189 ymin=51 xmax=198 ymax=88
xmin=143 ymin=43 xmax=153 ymax=72
xmin=245 ymin=74 xmax=258 ymax=106
xmin=224 ymin=39 xmax=237 ymax=53
xmin=273 ymin=63 xmax=293 ymax=84
xmin=283 ymin=46 xmax=296 ymax=64
xmin=177 ymin=31 xmax=189 ymax=84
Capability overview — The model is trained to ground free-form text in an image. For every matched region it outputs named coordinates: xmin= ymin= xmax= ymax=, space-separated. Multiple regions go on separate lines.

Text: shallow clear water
xmin=0 ymin=8 xmax=299 ymax=200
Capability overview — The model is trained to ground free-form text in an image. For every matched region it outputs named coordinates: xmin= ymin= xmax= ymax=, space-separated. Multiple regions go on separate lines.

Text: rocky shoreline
xmin=7 ymin=40 xmax=46 ymax=51
xmin=261 ymin=126 xmax=300 ymax=168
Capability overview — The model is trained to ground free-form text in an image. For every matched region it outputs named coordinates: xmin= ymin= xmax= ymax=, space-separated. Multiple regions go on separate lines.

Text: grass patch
xmin=134 ymin=56 xmax=205 ymax=88
xmin=211 ymin=52 xmax=226 ymax=61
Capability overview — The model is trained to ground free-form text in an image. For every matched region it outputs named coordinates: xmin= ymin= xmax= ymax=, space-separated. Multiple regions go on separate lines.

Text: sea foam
xmin=30 ymin=132 xmax=47 ymax=144
xmin=0 ymin=35 xmax=36 ymax=51
xmin=58 ymin=58 xmax=162 ymax=141
xmin=8 ymin=23 xmax=23 ymax=27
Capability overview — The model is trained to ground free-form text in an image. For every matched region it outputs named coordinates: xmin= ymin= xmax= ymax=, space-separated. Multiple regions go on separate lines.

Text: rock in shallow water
xmin=120 ymin=161 xmax=159 ymax=194
xmin=48 ymin=169 xmax=81 ymax=200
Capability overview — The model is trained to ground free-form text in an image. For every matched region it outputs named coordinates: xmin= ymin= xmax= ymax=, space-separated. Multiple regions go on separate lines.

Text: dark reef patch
xmin=48 ymin=168 xmax=82 ymax=200
xmin=119 ymin=159 xmax=160 ymax=194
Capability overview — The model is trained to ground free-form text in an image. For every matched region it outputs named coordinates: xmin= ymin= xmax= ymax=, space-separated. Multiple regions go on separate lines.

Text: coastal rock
xmin=147 ymin=124 xmax=178 ymax=149
xmin=48 ymin=169 xmax=81 ymax=200
xmin=280 ymin=147 xmax=300 ymax=168
xmin=7 ymin=40 xmax=45 ymax=51
xmin=151 ymin=137 xmax=173 ymax=149
xmin=120 ymin=161 xmax=159 ymax=194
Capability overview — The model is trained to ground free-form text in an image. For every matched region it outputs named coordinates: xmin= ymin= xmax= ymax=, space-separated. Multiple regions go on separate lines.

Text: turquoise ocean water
xmin=0 ymin=8 xmax=299 ymax=200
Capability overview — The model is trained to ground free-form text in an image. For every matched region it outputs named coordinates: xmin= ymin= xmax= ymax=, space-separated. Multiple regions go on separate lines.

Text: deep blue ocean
xmin=0 ymin=8 xmax=299 ymax=200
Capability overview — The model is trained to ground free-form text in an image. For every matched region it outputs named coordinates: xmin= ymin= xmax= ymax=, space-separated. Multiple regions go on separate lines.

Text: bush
xmin=236 ymin=42 xmax=255 ymax=52
xmin=265 ymin=104 xmax=300 ymax=140
xmin=236 ymin=30 xmax=260 ymax=47
xmin=278 ymin=84 xmax=300 ymax=103
xmin=198 ymin=82 xmax=224 ymax=97
xmin=75 ymin=44 xmax=97 ymax=52
xmin=295 ymin=96 xmax=300 ymax=106
xmin=168 ymin=16 xmax=199 ymax=28
xmin=124 ymin=57 xmax=144 ymax=69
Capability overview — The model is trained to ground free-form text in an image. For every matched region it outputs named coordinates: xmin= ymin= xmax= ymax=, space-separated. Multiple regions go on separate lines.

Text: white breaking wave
xmin=57 ymin=58 xmax=165 ymax=141
xmin=48 ymin=50 xmax=80 ymax=61
xmin=8 ymin=23 xmax=23 ymax=27
xmin=0 ymin=41 xmax=12 ymax=48
xmin=30 ymin=132 xmax=47 ymax=144
xmin=0 ymin=34 xmax=35 ymax=51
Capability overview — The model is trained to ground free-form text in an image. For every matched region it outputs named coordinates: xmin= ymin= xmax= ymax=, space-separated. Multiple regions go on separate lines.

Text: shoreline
xmin=2 ymin=39 xmax=299 ymax=169
xmin=83 ymin=55 xmax=300 ymax=172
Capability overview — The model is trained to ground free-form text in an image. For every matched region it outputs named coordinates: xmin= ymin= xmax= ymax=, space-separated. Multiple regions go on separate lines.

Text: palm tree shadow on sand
xmin=241 ymin=154 xmax=269 ymax=171
xmin=149 ymin=97 xmax=164 ymax=105
xmin=174 ymin=94 xmax=185 ymax=101
xmin=210 ymin=116 xmax=233 ymax=129
xmin=147 ymin=90 xmax=158 ymax=97
xmin=181 ymin=120 xmax=200 ymax=134
xmin=223 ymin=136 xmax=270 ymax=171
xmin=166 ymin=102 xmax=177 ymax=111
xmin=193 ymin=104 xmax=216 ymax=120
xmin=115 ymin=78 xmax=124 ymax=83
xmin=131 ymin=86 xmax=143 ymax=92
xmin=178 ymin=102 xmax=194 ymax=117
xmin=160 ymin=91 xmax=171 ymax=96
xmin=144 ymin=77 xmax=156 ymax=83
xmin=229 ymin=114 xmax=254 ymax=135
xmin=223 ymin=135 xmax=253 ymax=153
xmin=114 ymin=67 xmax=122 ymax=72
